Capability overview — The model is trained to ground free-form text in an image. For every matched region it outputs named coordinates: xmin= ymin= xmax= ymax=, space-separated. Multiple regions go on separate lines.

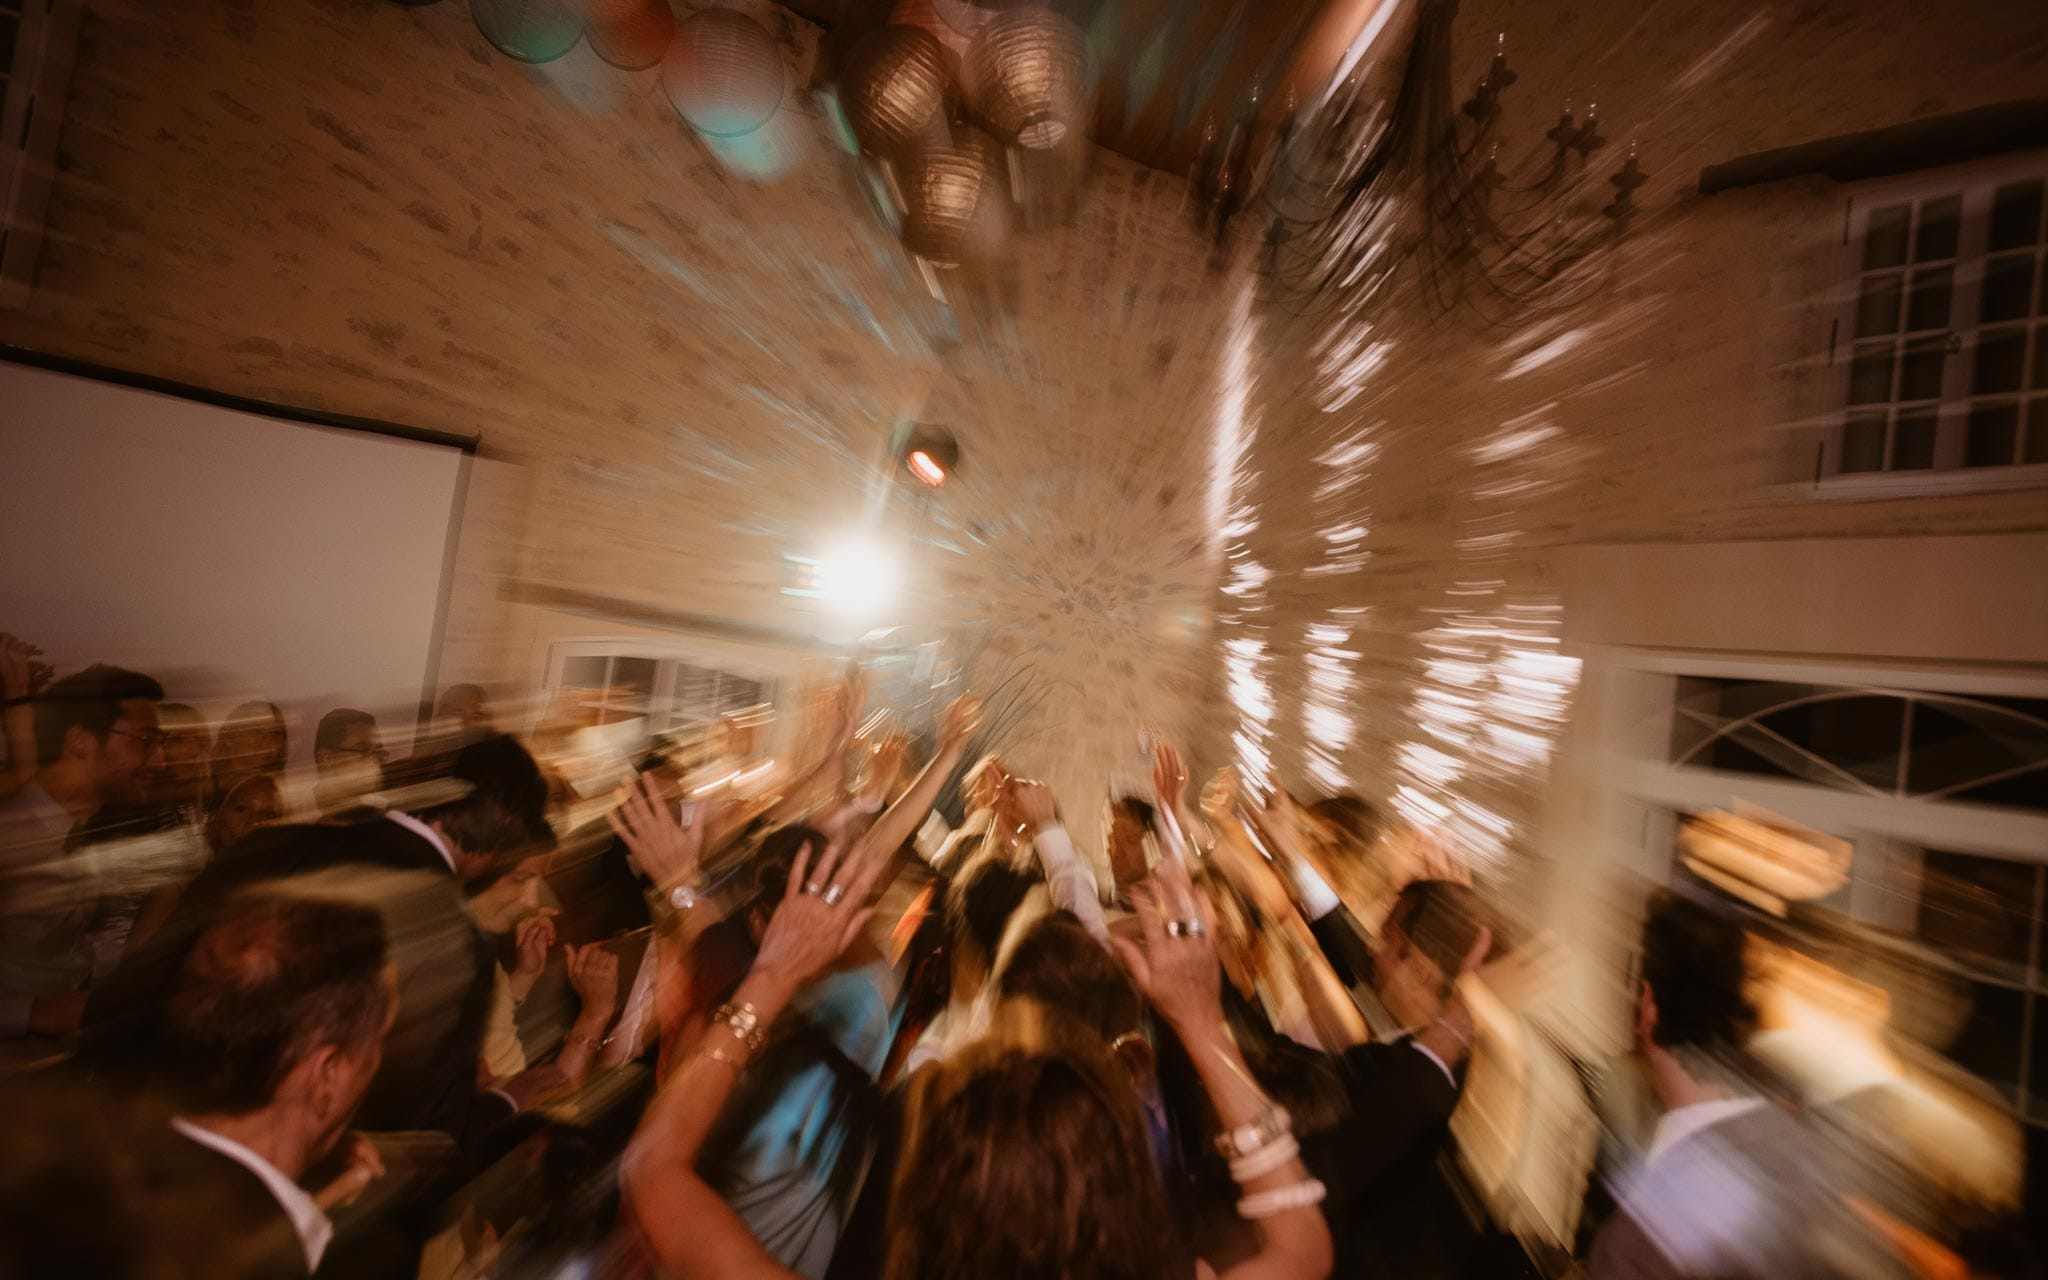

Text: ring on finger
xmin=1166 ymin=918 xmax=1205 ymax=939
xmin=822 ymin=884 xmax=846 ymax=907
xmin=803 ymin=882 xmax=823 ymax=896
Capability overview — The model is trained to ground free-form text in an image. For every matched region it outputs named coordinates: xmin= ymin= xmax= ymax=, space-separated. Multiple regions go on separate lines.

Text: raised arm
xmin=1008 ymin=777 xmax=1110 ymax=944
xmin=851 ymin=695 xmax=982 ymax=870
xmin=623 ymin=836 xmax=883 ymax=1280
xmin=1111 ymin=853 xmax=1333 ymax=1280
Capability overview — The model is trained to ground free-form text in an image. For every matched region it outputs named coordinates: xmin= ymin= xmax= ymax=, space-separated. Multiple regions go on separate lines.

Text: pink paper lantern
xmin=663 ymin=8 xmax=785 ymax=138
xmin=588 ymin=0 xmax=677 ymax=70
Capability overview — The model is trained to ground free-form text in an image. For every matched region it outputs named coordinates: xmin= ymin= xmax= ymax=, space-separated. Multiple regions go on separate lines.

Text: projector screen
xmin=0 ymin=353 xmax=471 ymax=765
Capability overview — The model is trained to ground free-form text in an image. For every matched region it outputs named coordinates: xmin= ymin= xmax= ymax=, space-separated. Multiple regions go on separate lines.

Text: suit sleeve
xmin=1300 ymin=1040 xmax=1462 ymax=1214
xmin=1307 ymin=904 xmax=1375 ymax=991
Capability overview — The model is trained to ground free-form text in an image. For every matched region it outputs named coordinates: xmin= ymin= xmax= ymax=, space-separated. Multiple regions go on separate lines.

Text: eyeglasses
xmin=330 ymin=744 xmax=389 ymax=760
xmin=107 ymin=728 xmax=168 ymax=755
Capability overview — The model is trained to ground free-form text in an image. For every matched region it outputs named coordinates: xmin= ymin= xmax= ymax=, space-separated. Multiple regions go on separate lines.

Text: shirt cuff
xmin=1288 ymin=859 xmax=1343 ymax=921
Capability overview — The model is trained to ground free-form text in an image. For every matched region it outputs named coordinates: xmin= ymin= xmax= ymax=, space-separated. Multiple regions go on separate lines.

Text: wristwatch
xmin=668 ymin=882 xmax=699 ymax=912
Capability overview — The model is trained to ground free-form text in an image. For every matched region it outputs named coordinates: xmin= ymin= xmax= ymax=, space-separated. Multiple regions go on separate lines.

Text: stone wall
xmin=1 ymin=0 xmax=1236 ymax=845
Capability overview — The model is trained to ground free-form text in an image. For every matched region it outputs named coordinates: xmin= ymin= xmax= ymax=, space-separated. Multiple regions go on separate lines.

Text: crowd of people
xmin=0 ymin=629 xmax=2035 ymax=1279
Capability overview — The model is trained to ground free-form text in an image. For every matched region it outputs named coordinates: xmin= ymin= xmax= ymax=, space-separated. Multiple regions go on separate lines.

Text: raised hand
xmin=1411 ymin=827 xmax=1471 ymax=887
xmin=566 ymin=941 xmax=622 ymax=1015
xmin=750 ymin=835 xmax=883 ymax=996
xmin=1471 ymin=930 xmax=1563 ymax=1014
xmin=512 ymin=911 xmax=558 ymax=982
xmin=1007 ymin=777 xmax=1058 ymax=832
xmin=1109 ymin=852 xmax=1223 ymax=1036
xmin=1200 ymin=765 xmax=1239 ymax=824
xmin=1150 ymin=735 xmax=1190 ymax=813
xmin=938 ymin=694 xmax=984 ymax=751
xmin=606 ymin=771 xmax=706 ymax=889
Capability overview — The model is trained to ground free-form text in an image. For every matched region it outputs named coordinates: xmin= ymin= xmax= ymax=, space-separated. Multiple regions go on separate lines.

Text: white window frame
xmin=1817 ymin=150 xmax=2048 ymax=498
xmin=1561 ymin=646 xmax=2048 ymax=1127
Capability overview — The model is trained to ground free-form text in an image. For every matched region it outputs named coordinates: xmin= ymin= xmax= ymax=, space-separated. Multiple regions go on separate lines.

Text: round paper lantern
xmin=840 ymin=25 xmax=950 ymax=156
xmin=895 ymin=124 xmax=1011 ymax=266
xmin=663 ymin=8 xmax=785 ymax=138
xmin=965 ymin=7 xmax=1085 ymax=149
xmin=472 ymin=0 xmax=585 ymax=64
xmin=588 ymin=0 xmax=677 ymax=70
xmin=888 ymin=0 xmax=972 ymax=64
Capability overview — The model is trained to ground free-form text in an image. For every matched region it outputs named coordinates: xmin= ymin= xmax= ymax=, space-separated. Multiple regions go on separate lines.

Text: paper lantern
xmin=472 ymin=0 xmax=585 ymax=64
xmin=888 ymin=0 xmax=972 ymax=65
xmin=663 ymin=8 xmax=785 ymax=138
xmin=840 ymin=26 xmax=950 ymax=156
xmin=588 ymin=0 xmax=677 ymax=70
xmin=965 ymin=7 xmax=1085 ymax=149
xmin=895 ymin=124 xmax=1010 ymax=266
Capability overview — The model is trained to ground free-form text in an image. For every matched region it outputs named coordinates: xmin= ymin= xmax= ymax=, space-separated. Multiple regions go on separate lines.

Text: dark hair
xmin=1110 ymin=795 xmax=1155 ymax=829
xmin=998 ymin=911 xmax=1143 ymax=1044
xmin=1386 ymin=879 xmax=1494 ymax=992
xmin=743 ymin=824 xmax=829 ymax=919
xmin=436 ymin=684 xmax=487 ymax=716
xmin=156 ymin=702 xmax=205 ymax=731
xmin=155 ymin=889 xmax=391 ymax=1114
xmin=944 ymin=852 xmax=1036 ymax=962
xmin=887 ymin=1041 xmax=1180 ymax=1280
xmin=31 ymin=664 xmax=164 ymax=769
xmin=1308 ymin=793 xmax=1384 ymax=858
xmin=1640 ymin=889 xmax=1754 ymax=1054
xmin=407 ymin=733 xmax=554 ymax=863
xmin=314 ymin=708 xmax=378 ymax=756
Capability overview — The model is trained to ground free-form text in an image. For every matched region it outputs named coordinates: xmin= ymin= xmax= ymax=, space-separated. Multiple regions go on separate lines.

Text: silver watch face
xmin=670 ymin=884 xmax=696 ymax=911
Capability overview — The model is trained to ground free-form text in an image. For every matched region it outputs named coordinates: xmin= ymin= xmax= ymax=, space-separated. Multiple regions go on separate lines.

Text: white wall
xmin=0 ymin=358 xmax=467 ymax=761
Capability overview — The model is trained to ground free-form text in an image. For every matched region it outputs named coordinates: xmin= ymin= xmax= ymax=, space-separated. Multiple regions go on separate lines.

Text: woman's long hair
xmin=884 ymin=1018 xmax=1184 ymax=1280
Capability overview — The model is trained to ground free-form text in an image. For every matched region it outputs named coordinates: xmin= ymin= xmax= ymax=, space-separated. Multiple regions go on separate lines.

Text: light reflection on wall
xmin=1388 ymin=406 xmax=1583 ymax=869
xmin=1213 ymin=275 xmax=1275 ymax=789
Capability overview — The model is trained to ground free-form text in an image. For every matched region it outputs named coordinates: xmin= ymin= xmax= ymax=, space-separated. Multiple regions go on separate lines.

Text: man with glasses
xmin=312 ymin=707 xmax=387 ymax=816
xmin=0 ymin=663 xmax=164 ymax=1059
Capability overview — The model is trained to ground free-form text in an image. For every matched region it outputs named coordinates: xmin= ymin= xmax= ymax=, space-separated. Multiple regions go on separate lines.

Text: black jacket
xmin=83 ymin=814 xmax=496 ymax=1142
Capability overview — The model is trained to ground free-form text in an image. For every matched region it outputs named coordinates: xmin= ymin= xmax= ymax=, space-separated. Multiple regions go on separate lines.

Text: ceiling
xmin=778 ymin=0 xmax=1342 ymax=174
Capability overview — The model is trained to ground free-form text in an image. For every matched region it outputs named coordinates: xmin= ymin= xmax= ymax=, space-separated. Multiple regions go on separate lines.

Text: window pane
xmin=1966 ymin=403 xmax=2020 ymax=465
xmin=1864 ymin=203 xmax=1911 ymax=269
xmin=1988 ymin=179 xmax=2044 ymax=251
xmin=1906 ymin=265 xmax=1953 ymax=331
xmin=1848 ymin=345 xmax=1895 ymax=404
xmin=2028 ymin=400 xmax=2048 ymax=465
xmin=1974 ymin=328 xmax=2027 ymax=394
xmin=1854 ymin=272 xmax=1903 ymax=337
xmin=1890 ymin=410 xmax=1937 ymax=469
xmin=560 ymin=655 xmax=607 ymax=691
xmin=2036 ymin=327 xmax=2048 ymax=389
xmin=1899 ymin=338 xmax=1946 ymax=401
xmin=1912 ymin=850 xmax=2038 ymax=983
xmin=1915 ymin=195 xmax=1962 ymax=261
xmin=1980 ymin=253 xmax=2035 ymax=323
xmin=1908 ymin=694 xmax=2048 ymax=814
xmin=1947 ymin=982 xmax=2023 ymax=1102
xmin=1840 ymin=412 xmax=1886 ymax=472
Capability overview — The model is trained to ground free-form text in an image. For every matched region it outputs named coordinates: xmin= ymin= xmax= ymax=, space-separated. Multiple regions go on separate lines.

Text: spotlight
xmin=899 ymin=425 xmax=961 ymax=488
xmin=799 ymin=538 xmax=899 ymax=617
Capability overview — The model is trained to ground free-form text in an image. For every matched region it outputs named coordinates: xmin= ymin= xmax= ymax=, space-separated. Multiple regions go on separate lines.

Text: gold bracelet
xmin=710 ymin=1001 xmax=767 ymax=1053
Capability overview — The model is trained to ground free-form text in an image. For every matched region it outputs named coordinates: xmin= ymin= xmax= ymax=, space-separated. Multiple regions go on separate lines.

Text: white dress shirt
xmin=170 ymin=1117 xmax=334 ymax=1272
xmin=384 ymin=809 xmax=458 ymax=875
xmin=1644 ymin=1094 xmax=1766 ymax=1166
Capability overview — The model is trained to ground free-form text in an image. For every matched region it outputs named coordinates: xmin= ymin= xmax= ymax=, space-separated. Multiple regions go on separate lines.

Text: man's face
xmin=1106 ymin=806 xmax=1150 ymax=889
xmin=1371 ymin=923 xmax=1449 ymax=1030
xmin=468 ymin=856 xmax=548 ymax=934
xmin=94 ymin=699 xmax=164 ymax=806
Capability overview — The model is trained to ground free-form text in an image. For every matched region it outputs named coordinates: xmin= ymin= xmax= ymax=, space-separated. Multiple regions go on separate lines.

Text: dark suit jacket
xmin=1307 ymin=903 xmax=1378 ymax=992
xmin=144 ymin=1127 xmax=313 ymax=1280
xmin=83 ymin=815 xmax=496 ymax=1143
xmin=1301 ymin=1036 xmax=1475 ymax=1278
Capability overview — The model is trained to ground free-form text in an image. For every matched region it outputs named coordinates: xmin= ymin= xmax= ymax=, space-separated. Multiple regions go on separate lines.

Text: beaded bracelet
xmin=1236 ymin=1179 xmax=1327 ymax=1221
xmin=710 ymin=1001 xmax=767 ymax=1053
xmin=1213 ymin=1104 xmax=1292 ymax=1160
xmin=1227 ymin=1132 xmax=1300 ymax=1184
